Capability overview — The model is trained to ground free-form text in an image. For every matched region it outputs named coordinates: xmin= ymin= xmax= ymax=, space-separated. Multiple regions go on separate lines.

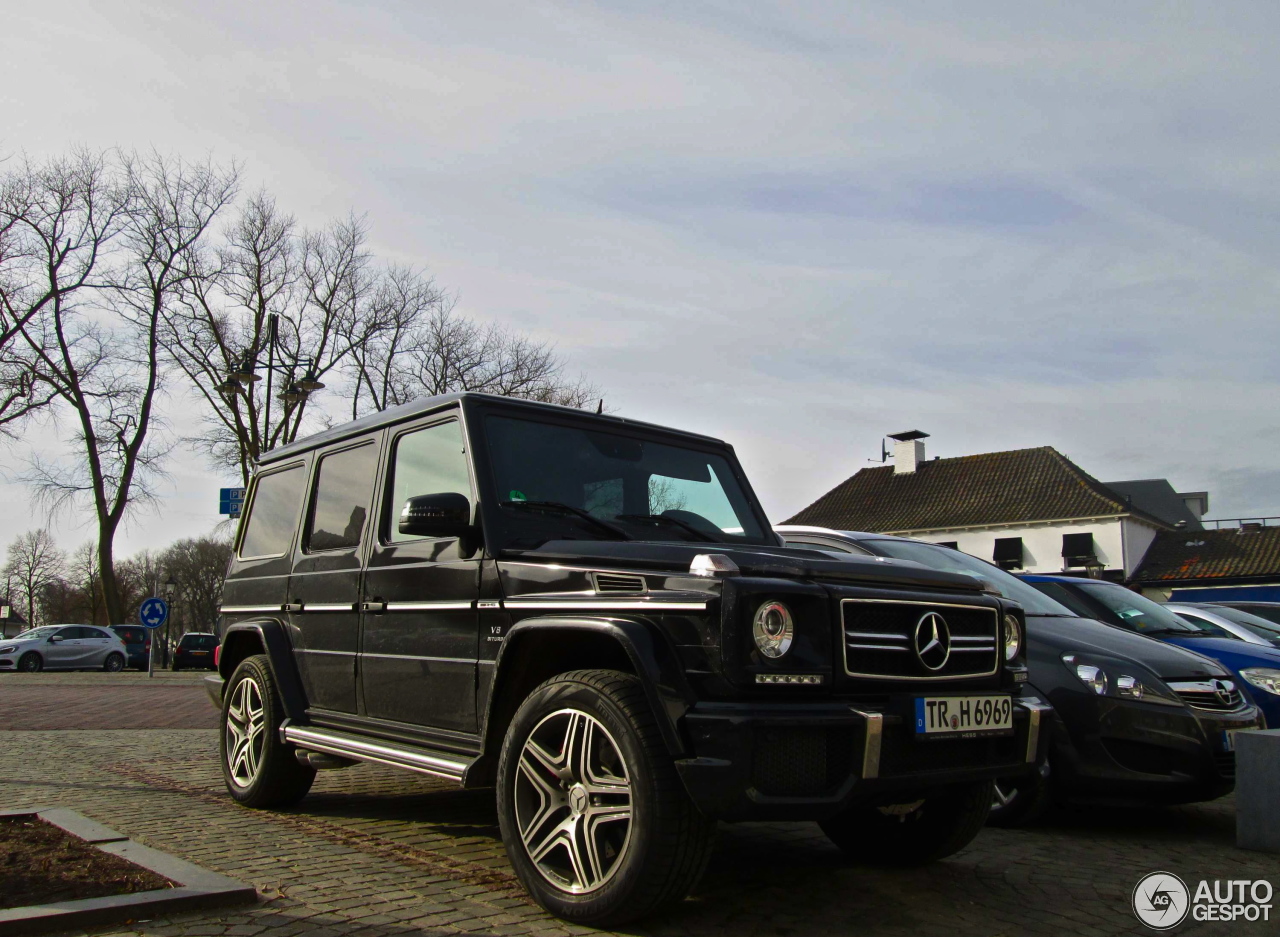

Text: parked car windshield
xmin=483 ymin=415 xmax=770 ymax=549
xmin=13 ymin=626 xmax=58 ymax=640
xmin=1204 ymin=606 xmax=1280 ymax=641
xmin=862 ymin=540 xmax=1077 ymax=617
xmin=1071 ymin=582 xmax=1202 ymax=634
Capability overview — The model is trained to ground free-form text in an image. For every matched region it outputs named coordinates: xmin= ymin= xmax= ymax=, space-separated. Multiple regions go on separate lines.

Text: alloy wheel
xmin=514 ymin=708 xmax=633 ymax=894
xmin=225 ymin=675 xmax=266 ymax=787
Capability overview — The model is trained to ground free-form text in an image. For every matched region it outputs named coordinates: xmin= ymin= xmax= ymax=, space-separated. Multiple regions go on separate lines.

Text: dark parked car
xmin=209 ymin=392 xmax=1047 ymax=926
xmin=1020 ymin=575 xmax=1280 ymax=729
xmin=775 ymin=527 xmax=1262 ymax=825
xmin=172 ymin=632 xmax=218 ymax=671
xmin=110 ymin=625 xmax=151 ymax=670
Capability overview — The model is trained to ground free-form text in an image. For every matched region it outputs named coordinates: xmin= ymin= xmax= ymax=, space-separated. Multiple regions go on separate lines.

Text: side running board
xmin=282 ymin=725 xmax=472 ymax=782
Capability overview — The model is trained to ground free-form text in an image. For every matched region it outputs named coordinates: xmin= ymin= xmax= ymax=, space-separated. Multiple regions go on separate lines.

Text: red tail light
xmin=214 ymin=644 xmax=221 ymax=668
xmin=144 ymin=640 xmax=151 ymax=651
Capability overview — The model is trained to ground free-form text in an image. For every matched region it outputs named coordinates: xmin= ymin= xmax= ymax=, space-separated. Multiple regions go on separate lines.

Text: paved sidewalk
xmin=5 ymin=728 xmax=1278 ymax=937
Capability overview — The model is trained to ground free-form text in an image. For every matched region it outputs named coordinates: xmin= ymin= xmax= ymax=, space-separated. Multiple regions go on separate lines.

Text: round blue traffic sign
xmin=139 ymin=597 xmax=169 ymax=629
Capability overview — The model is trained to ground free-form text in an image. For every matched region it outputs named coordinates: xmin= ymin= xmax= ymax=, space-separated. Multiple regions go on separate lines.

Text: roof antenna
xmin=868 ymin=438 xmax=889 ymax=463
xmin=596 ymin=398 xmax=604 ymax=414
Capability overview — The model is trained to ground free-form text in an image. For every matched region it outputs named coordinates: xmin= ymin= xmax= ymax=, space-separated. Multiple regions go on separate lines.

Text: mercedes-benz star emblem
xmin=913 ymin=611 xmax=952 ymax=671
xmin=1213 ymin=679 xmax=1234 ymax=706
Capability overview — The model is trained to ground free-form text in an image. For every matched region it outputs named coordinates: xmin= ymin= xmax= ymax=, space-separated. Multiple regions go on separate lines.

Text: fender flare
xmin=481 ymin=615 xmax=694 ymax=760
xmin=219 ymin=620 xmax=308 ymax=722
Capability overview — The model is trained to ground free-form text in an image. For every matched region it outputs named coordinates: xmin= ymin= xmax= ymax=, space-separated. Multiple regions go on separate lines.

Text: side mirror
xmin=399 ymin=492 xmax=473 ymax=539
xmin=48 ymin=634 xmax=63 ymax=644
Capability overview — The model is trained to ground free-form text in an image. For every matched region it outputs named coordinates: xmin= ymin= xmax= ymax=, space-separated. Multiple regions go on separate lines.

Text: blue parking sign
xmin=219 ymin=487 xmax=246 ymax=518
xmin=139 ymin=597 xmax=169 ymax=629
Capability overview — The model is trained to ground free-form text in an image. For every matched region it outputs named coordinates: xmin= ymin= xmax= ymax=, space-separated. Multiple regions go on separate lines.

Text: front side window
xmin=308 ymin=443 xmax=379 ymax=552
xmin=1168 ymin=611 xmax=1233 ymax=639
xmin=387 ymin=420 xmax=473 ymax=542
xmin=239 ymin=465 xmax=306 ymax=558
xmin=483 ymin=414 xmax=769 ymax=549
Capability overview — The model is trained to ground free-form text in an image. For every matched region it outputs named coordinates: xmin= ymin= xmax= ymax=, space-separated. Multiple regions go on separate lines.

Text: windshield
xmin=1205 ymin=606 xmax=1280 ymax=642
xmin=1071 ymin=582 xmax=1202 ymax=634
xmin=13 ymin=626 xmax=58 ymax=640
xmin=862 ymin=540 xmax=1076 ymax=616
xmin=483 ymin=415 xmax=769 ymax=549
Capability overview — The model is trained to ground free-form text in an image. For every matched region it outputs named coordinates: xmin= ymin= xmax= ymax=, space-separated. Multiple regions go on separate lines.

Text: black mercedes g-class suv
xmin=209 ymin=392 xmax=1047 ymax=925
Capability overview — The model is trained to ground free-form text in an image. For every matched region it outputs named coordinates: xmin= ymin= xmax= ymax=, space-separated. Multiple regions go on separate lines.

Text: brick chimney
xmin=889 ymin=430 xmax=929 ymax=474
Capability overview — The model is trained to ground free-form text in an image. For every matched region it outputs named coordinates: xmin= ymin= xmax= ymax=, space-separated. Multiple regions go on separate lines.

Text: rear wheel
xmin=102 ymin=653 xmax=125 ymax=673
xmin=17 ymin=652 xmax=42 ymax=673
xmin=497 ymin=669 xmax=717 ymax=927
xmin=820 ymin=780 xmax=995 ymax=867
xmin=219 ymin=654 xmax=314 ymax=808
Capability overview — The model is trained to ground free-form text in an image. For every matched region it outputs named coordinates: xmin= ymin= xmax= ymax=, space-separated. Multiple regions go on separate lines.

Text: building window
xmin=935 ymin=541 xmax=959 ymax=550
xmin=1061 ymin=532 xmax=1097 ymax=568
xmin=993 ymin=537 xmax=1024 ymax=570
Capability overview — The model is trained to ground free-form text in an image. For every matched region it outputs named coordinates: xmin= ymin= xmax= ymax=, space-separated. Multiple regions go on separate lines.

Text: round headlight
xmin=752 ymin=601 xmax=794 ymax=659
xmin=1002 ymin=614 xmax=1022 ymax=662
xmin=1075 ymin=663 xmax=1108 ymax=695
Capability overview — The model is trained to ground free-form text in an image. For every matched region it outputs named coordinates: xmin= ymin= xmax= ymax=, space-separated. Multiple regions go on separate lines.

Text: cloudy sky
xmin=4 ymin=1 xmax=1280 ymax=556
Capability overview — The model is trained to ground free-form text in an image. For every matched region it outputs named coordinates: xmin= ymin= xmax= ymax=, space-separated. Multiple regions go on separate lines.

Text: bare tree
xmin=157 ymin=535 xmax=232 ymax=634
xmin=0 ymin=150 xmax=126 ymax=435
xmin=67 ymin=541 xmax=103 ymax=626
xmin=17 ymin=151 xmax=238 ymax=624
xmin=3 ymin=529 xmax=65 ymax=627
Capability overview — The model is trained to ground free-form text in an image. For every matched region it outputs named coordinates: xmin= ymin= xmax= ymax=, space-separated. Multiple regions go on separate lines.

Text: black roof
xmin=1102 ymin=479 xmax=1204 ymax=531
xmin=259 ymin=392 xmax=726 ymax=465
xmin=785 ymin=446 xmax=1169 ymax=533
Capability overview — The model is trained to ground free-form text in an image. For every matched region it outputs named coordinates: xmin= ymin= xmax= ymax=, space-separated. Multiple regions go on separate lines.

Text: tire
xmin=17 ymin=652 xmax=42 ymax=673
xmin=987 ymin=759 xmax=1051 ymax=828
xmin=171 ymin=662 xmax=181 ymax=672
xmin=102 ymin=653 xmax=125 ymax=673
xmin=496 ymin=669 xmax=717 ymax=927
xmin=820 ymin=780 xmax=995 ymax=867
xmin=219 ymin=654 xmax=315 ymax=808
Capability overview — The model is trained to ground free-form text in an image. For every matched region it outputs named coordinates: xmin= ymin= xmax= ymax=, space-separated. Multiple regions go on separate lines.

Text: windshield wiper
xmin=1137 ymin=627 xmax=1197 ymax=636
xmin=614 ymin=514 xmax=719 ymax=543
xmin=500 ymin=500 xmax=631 ymax=540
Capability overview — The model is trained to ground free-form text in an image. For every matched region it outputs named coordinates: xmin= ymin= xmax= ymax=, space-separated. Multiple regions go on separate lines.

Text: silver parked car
xmin=0 ymin=625 xmax=130 ymax=673
xmin=1165 ymin=603 xmax=1280 ymax=649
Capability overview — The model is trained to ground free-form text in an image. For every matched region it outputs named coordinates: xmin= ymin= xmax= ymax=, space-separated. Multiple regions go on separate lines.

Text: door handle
xmin=283 ymin=603 xmax=303 ymax=612
xmin=361 ymin=601 xmax=386 ymax=613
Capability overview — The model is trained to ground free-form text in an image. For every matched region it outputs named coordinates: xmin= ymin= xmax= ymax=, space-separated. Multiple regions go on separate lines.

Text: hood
xmin=504 ymin=539 xmax=985 ymax=592
xmin=1027 ymin=613 xmax=1228 ymax=680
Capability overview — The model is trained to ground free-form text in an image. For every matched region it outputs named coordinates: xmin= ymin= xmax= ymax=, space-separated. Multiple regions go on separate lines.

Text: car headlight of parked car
xmin=752 ymin=601 xmax=794 ymax=658
xmin=1002 ymin=614 xmax=1022 ymax=661
xmin=1239 ymin=667 xmax=1280 ymax=696
xmin=1061 ymin=653 xmax=1169 ymax=702
xmin=0 ymin=645 xmax=15 ymax=655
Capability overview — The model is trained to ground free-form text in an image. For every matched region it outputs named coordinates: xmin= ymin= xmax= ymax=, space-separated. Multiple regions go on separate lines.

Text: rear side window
xmin=239 ymin=465 xmax=306 ymax=559
xmin=113 ymin=628 xmax=144 ymax=644
xmin=387 ymin=421 xmax=472 ymax=542
xmin=308 ymin=443 xmax=379 ymax=552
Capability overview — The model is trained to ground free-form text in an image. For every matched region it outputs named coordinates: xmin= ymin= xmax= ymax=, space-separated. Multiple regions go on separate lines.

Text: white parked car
xmin=0 ymin=625 xmax=130 ymax=673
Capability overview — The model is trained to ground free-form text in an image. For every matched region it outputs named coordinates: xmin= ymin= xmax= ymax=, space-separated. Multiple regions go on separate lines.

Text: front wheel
xmin=102 ymin=653 xmax=125 ymax=673
xmin=820 ymin=780 xmax=995 ymax=867
xmin=496 ymin=669 xmax=717 ymax=927
xmin=219 ymin=655 xmax=315 ymax=808
xmin=17 ymin=652 xmax=42 ymax=673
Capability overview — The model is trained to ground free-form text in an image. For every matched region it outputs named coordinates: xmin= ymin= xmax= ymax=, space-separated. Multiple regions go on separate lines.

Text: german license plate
xmin=914 ymin=696 xmax=1014 ymax=736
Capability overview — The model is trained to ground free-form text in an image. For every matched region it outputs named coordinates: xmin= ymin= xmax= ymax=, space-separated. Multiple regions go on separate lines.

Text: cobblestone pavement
xmin=0 ymin=672 xmax=216 ymax=729
xmin=5 ymin=723 xmax=1277 ymax=937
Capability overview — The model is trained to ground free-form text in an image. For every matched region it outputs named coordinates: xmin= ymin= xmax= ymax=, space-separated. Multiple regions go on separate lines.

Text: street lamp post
xmin=216 ymin=313 xmax=325 ymax=457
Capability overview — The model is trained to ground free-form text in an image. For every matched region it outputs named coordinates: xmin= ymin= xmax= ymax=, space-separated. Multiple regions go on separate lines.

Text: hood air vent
xmin=592 ymin=572 xmax=647 ymax=595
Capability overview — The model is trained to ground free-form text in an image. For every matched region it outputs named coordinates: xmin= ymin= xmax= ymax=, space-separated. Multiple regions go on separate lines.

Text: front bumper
xmin=1047 ymin=688 xmax=1262 ymax=804
xmin=675 ymin=697 xmax=1048 ymax=821
xmin=203 ymin=675 xmax=225 ymax=709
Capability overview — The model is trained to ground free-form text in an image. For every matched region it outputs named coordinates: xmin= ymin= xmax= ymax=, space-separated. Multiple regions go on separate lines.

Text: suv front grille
xmin=1168 ymin=679 xmax=1245 ymax=713
xmin=841 ymin=599 xmax=998 ymax=681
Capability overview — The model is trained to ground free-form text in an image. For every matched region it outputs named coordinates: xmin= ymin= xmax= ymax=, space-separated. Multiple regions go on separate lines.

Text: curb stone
xmin=0 ymin=807 xmax=256 ymax=935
